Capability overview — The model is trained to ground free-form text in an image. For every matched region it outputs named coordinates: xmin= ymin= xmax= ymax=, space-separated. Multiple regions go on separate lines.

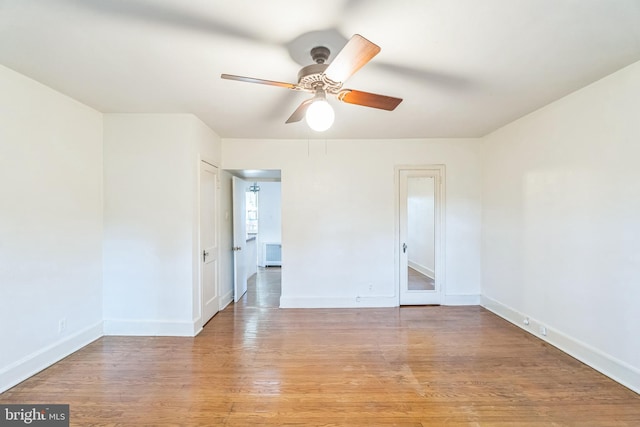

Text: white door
xmin=399 ymin=167 xmax=444 ymax=305
xmin=200 ymin=162 xmax=220 ymax=323
xmin=232 ymin=176 xmax=248 ymax=302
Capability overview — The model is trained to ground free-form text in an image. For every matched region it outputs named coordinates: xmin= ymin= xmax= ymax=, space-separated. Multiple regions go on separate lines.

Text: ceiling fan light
xmin=305 ymin=99 xmax=335 ymax=132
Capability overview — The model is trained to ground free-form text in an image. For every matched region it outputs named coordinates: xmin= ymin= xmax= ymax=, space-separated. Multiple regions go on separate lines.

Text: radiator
xmin=264 ymin=243 xmax=282 ymax=266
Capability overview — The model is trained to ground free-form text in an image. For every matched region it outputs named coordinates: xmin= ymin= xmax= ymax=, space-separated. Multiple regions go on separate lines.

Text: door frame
xmin=395 ymin=165 xmax=446 ymax=305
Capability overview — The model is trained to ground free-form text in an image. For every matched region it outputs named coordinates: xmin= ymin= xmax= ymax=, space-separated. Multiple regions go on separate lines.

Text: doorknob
xmin=402 ymin=243 xmax=407 ymax=253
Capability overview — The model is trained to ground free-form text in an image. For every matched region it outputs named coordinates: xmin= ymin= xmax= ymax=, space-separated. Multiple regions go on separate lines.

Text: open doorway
xmin=228 ymin=170 xmax=282 ymax=308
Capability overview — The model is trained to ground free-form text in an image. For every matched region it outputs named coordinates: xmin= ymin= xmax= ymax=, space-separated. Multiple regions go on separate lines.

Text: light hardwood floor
xmin=2 ymin=269 xmax=639 ymax=425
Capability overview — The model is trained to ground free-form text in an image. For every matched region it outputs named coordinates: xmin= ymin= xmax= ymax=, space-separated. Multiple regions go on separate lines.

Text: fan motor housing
xmin=297 ymin=63 xmax=341 ymax=93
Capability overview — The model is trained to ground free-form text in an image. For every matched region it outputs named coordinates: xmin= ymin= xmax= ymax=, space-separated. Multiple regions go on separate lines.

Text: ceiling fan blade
xmin=337 ymin=89 xmax=402 ymax=111
xmin=324 ymin=34 xmax=381 ymax=83
xmin=285 ymin=98 xmax=314 ymax=123
xmin=221 ymin=74 xmax=298 ymax=90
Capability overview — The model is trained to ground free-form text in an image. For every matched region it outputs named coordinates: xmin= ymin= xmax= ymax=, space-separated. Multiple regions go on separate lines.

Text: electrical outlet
xmin=58 ymin=318 xmax=67 ymax=334
xmin=368 ymin=283 xmax=373 ymax=293
xmin=540 ymin=326 xmax=547 ymax=336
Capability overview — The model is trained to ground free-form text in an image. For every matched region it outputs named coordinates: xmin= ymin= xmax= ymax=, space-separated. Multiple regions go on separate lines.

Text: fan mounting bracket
xmin=310 ymin=46 xmax=330 ymax=64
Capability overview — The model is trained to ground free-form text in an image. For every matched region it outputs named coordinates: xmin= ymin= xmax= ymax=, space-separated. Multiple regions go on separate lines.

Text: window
xmin=246 ymin=184 xmax=259 ymax=235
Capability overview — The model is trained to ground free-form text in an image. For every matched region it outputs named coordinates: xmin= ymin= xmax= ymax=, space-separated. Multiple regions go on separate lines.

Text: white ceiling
xmin=1 ymin=0 xmax=639 ymax=139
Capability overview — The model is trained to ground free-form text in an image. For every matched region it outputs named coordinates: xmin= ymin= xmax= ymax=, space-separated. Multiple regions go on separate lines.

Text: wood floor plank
xmin=1 ymin=270 xmax=639 ymax=425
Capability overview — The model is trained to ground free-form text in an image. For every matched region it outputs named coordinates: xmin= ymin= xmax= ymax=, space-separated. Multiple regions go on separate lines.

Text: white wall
xmin=257 ymin=182 xmax=282 ymax=267
xmin=103 ymin=114 xmax=221 ymax=336
xmin=482 ymin=60 xmax=640 ymax=392
xmin=0 ymin=65 xmax=103 ymax=392
xmin=222 ymin=138 xmax=482 ymax=307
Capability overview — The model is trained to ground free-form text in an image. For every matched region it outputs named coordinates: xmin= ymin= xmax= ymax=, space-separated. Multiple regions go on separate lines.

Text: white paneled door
xmin=232 ymin=176 xmax=248 ymax=302
xmin=398 ymin=166 xmax=445 ymax=305
xmin=200 ymin=161 xmax=220 ymax=324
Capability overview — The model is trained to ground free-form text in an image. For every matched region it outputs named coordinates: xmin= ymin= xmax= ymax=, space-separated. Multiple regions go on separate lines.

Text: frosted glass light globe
xmin=305 ymin=99 xmax=335 ymax=132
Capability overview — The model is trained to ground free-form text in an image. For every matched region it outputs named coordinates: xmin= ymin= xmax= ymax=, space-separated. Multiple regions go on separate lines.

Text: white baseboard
xmin=103 ymin=318 xmax=196 ymax=337
xmin=279 ymin=295 xmax=398 ymax=308
xmin=279 ymin=294 xmax=480 ymax=308
xmin=219 ymin=289 xmax=233 ymax=311
xmin=191 ymin=316 xmax=204 ymax=337
xmin=443 ymin=294 xmax=481 ymax=306
xmin=408 ymin=261 xmax=435 ymax=279
xmin=0 ymin=321 xmax=103 ymax=394
xmin=481 ymin=295 xmax=640 ymax=394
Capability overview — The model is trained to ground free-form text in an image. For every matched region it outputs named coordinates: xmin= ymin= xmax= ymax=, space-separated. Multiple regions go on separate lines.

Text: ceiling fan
xmin=221 ymin=34 xmax=402 ymax=131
